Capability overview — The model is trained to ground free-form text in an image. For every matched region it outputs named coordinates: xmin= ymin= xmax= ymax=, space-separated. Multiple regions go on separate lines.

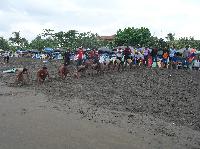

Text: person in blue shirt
xmin=169 ymin=47 xmax=176 ymax=68
xmin=171 ymin=53 xmax=178 ymax=69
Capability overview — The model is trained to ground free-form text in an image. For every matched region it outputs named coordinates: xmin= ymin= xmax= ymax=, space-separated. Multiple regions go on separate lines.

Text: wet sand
xmin=0 ymin=83 xmax=161 ymax=149
xmin=1 ymin=83 xmax=199 ymax=149
xmin=0 ymin=83 xmax=145 ymax=149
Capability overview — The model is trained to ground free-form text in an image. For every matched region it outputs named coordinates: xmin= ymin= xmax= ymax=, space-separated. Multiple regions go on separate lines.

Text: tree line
xmin=0 ymin=27 xmax=200 ymax=51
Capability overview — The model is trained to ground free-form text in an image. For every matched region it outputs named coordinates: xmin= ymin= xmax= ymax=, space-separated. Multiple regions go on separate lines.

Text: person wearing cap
xmin=15 ymin=68 xmax=29 ymax=85
xmin=37 ymin=66 xmax=50 ymax=84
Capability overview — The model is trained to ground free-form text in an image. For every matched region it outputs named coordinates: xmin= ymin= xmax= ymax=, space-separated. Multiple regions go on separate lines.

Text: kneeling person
xmin=37 ymin=66 xmax=50 ymax=84
xmin=58 ymin=64 xmax=69 ymax=79
xmin=15 ymin=68 xmax=29 ymax=85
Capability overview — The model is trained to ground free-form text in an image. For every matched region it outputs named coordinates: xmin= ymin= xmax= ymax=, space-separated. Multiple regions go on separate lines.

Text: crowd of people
xmin=65 ymin=47 xmax=200 ymax=70
xmin=10 ymin=46 xmax=200 ymax=85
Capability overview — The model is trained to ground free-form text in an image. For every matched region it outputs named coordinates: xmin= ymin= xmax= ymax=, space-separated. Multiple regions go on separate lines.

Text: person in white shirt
xmin=3 ymin=52 xmax=9 ymax=63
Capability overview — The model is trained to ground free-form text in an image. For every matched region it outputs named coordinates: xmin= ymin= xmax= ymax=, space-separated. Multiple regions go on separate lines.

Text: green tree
xmin=0 ymin=37 xmax=10 ymax=51
xmin=30 ymin=36 xmax=45 ymax=51
xmin=9 ymin=31 xmax=29 ymax=49
xmin=114 ymin=27 xmax=151 ymax=47
xmin=76 ymin=32 xmax=101 ymax=49
xmin=9 ymin=31 xmax=21 ymax=47
xmin=166 ymin=33 xmax=175 ymax=42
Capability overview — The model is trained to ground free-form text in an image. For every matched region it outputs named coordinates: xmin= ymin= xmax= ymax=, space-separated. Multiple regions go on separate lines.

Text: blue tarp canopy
xmin=30 ymin=49 xmax=40 ymax=53
xmin=43 ymin=47 xmax=54 ymax=53
xmin=16 ymin=49 xmax=28 ymax=53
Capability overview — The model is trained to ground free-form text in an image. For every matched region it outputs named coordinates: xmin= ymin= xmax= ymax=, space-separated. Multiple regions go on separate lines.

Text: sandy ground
xmin=1 ymin=83 xmax=200 ymax=149
xmin=0 ymin=57 xmax=200 ymax=149
xmin=0 ymin=83 xmax=144 ymax=149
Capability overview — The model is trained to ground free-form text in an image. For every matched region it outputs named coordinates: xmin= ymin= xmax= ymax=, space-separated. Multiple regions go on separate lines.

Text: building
xmin=99 ymin=35 xmax=115 ymax=42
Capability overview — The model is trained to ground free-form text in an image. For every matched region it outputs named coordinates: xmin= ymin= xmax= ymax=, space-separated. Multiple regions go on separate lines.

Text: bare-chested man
xmin=37 ymin=66 xmax=50 ymax=84
xmin=15 ymin=68 xmax=29 ymax=85
xmin=58 ymin=64 xmax=69 ymax=79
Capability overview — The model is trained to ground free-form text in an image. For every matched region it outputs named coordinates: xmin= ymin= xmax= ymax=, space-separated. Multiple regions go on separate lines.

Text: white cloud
xmin=0 ymin=0 xmax=200 ymax=41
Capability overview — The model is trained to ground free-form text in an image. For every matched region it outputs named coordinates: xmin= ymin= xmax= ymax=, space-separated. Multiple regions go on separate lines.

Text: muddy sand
xmin=0 ymin=57 xmax=200 ymax=149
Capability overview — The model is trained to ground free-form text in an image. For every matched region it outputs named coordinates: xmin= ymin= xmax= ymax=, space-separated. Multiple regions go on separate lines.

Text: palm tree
xmin=166 ymin=33 xmax=175 ymax=42
xmin=9 ymin=31 xmax=28 ymax=49
xmin=9 ymin=31 xmax=21 ymax=46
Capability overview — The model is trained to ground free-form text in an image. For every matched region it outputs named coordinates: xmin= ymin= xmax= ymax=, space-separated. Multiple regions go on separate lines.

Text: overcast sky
xmin=0 ymin=0 xmax=200 ymax=41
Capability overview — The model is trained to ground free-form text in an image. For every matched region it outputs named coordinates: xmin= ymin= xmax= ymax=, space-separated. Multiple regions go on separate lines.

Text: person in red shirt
xmin=123 ymin=46 xmax=131 ymax=67
xmin=89 ymin=50 xmax=95 ymax=60
xmin=77 ymin=48 xmax=84 ymax=66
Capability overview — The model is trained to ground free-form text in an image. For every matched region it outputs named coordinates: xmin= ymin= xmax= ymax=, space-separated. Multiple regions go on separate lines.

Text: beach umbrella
xmin=98 ymin=47 xmax=112 ymax=52
xmin=43 ymin=47 xmax=54 ymax=53
xmin=54 ymin=48 xmax=65 ymax=52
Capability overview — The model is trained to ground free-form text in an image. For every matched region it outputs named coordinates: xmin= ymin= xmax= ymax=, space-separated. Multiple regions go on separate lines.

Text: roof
xmin=99 ymin=35 xmax=115 ymax=40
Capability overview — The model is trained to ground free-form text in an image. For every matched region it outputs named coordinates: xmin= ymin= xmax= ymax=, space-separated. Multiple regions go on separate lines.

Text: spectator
xmin=3 ymin=52 xmax=9 ymax=63
xmin=151 ymin=48 xmax=158 ymax=62
xmin=77 ymin=48 xmax=84 ymax=66
xmin=162 ymin=50 xmax=169 ymax=68
xmin=64 ymin=49 xmax=71 ymax=66
xmin=143 ymin=47 xmax=150 ymax=66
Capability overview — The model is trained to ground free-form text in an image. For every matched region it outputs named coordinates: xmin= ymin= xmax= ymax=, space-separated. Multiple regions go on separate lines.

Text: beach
xmin=0 ymin=57 xmax=200 ymax=149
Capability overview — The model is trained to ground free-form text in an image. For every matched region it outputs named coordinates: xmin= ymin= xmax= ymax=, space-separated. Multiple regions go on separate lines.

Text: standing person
xmin=15 ymin=68 xmax=29 ymax=85
xmin=123 ymin=46 xmax=131 ymax=67
xmin=37 ymin=66 xmax=50 ymax=84
xmin=183 ymin=47 xmax=189 ymax=59
xmin=169 ymin=47 xmax=176 ymax=60
xmin=93 ymin=49 xmax=100 ymax=64
xmin=151 ymin=48 xmax=158 ymax=62
xmin=193 ymin=56 xmax=200 ymax=70
xmin=143 ymin=47 xmax=149 ymax=66
xmin=77 ymin=47 xmax=84 ymax=66
xmin=148 ymin=54 xmax=153 ymax=68
xmin=162 ymin=50 xmax=169 ymax=68
xmin=89 ymin=49 xmax=95 ymax=60
xmin=3 ymin=52 xmax=9 ymax=63
xmin=64 ymin=49 xmax=71 ymax=66
xmin=188 ymin=50 xmax=196 ymax=70
xmin=171 ymin=53 xmax=178 ymax=69
xmin=169 ymin=47 xmax=176 ymax=68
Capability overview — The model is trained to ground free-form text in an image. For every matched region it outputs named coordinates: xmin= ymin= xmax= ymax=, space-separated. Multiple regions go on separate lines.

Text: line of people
xmin=64 ymin=47 xmax=200 ymax=70
xmin=15 ymin=46 xmax=199 ymax=85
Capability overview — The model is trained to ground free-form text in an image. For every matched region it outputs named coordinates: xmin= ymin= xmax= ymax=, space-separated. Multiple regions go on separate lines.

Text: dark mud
xmin=1 ymin=57 xmax=200 ymax=148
